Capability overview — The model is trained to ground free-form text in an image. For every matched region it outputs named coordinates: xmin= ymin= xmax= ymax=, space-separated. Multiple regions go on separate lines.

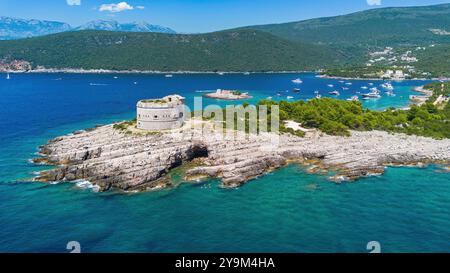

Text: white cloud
xmin=367 ymin=0 xmax=382 ymax=5
xmin=67 ymin=0 xmax=81 ymax=5
xmin=99 ymin=2 xmax=136 ymax=13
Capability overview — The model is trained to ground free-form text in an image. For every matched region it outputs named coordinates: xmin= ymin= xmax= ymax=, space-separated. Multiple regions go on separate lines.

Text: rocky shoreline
xmin=32 ymin=123 xmax=450 ymax=192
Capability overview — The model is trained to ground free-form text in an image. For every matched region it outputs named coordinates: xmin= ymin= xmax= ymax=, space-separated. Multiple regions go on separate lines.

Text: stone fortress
xmin=136 ymin=94 xmax=186 ymax=130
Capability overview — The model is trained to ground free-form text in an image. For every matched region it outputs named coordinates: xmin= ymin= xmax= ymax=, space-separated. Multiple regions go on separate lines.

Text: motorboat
xmin=381 ymin=82 xmax=394 ymax=90
xmin=347 ymin=96 xmax=359 ymax=101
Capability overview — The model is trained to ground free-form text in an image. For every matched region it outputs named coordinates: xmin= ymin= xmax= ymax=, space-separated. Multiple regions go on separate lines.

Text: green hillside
xmin=0 ymin=29 xmax=338 ymax=72
xmin=245 ymin=4 xmax=450 ymax=48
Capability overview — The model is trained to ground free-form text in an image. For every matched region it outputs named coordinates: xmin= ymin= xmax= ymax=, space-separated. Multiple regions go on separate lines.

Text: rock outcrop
xmin=33 ymin=124 xmax=450 ymax=192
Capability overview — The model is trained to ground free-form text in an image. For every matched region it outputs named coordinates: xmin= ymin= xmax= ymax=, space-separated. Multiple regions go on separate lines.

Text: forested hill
xmin=243 ymin=4 xmax=450 ymax=47
xmin=0 ymin=29 xmax=339 ymax=72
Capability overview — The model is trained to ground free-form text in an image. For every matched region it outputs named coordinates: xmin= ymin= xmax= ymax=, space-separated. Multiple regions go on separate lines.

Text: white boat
xmin=339 ymin=80 xmax=345 ymax=83
xmin=244 ymin=72 xmax=250 ymax=75
xmin=6 ymin=72 xmax=10 ymax=80
xmin=385 ymin=90 xmax=396 ymax=96
xmin=218 ymin=72 xmax=224 ymax=75
xmin=113 ymin=76 xmax=118 ymax=79
xmin=314 ymin=90 xmax=321 ymax=99
xmin=345 ymin=82 xmax=352 ymax=86
xmin=327 ymin=84 xmax=334 ymax=88
xmin=362 ymin=88 xmax=381 ymax=99
xmin=292 ymin=78 xmax=303 ymax=84
xmin=361 ymin=86 xmax=368 ymax=90
xmin=381 ymin=82 xmax=394 ymax=90
xmin=342 ymin=87 xmax=349 ymax=90
xmin=133 ymin=82 xmax=138 ymax=85
xmin=287 ymin=96 xmax=294 ymax=99
xmin=267 ymin=96 xmax=273 ymax=100
xmin=347 ymin=96 xmax=359 ymax=102
xmin=329 ymin=90 xmax=340 ymax=96
xmin=293 ymin=88 xmax=301 ymax=92
xmin=165 ymin=74 xmax=173 ymax=78
xmin=368 ymin=83 xmax=374 ymax=86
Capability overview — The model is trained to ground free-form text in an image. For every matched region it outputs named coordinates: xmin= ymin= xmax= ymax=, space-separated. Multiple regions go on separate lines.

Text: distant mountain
xmin=0 ymin=17 xmax=176 ymax=40
xmin=0 ymin=16 xmax=71 ymax=40
xmin=0 ymin=30 xmax=339 ymax=72
xmin=75 ymin=20 xmax=176 ymax=34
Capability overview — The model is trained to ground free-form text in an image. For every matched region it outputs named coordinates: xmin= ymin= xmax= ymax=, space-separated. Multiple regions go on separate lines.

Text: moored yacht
xmin=381 ymin=82 xmax=394 ymax=90
xmin=292 ymin=78 xmax=303 ymax=84
xmin=362 ymin=88 xmax=381 ymax=99
xmin=347 ymin=95 xmax=359 ymax=101
xmin=386 ymin=90 xmax=396 ymax=96
xmin=329 ymin=90 xmax=340 ymax=96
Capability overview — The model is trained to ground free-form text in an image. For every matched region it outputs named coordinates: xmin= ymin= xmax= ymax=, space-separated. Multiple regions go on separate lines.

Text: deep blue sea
xmin=1 ymin=72 xmax=449 ymax=253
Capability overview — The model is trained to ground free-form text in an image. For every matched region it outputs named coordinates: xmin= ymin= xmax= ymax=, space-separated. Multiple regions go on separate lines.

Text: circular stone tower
xmin=136 ymin=95 xmax=186 ymax=131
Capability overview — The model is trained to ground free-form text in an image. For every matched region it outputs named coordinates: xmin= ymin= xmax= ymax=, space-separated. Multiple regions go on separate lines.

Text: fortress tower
xmin=136 ymin=95 xmax=186 ymax=130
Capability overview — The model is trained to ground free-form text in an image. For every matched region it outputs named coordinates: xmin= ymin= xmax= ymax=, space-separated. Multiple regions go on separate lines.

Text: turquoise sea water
xmin=1 ymin=72 xmax=449 ymax=253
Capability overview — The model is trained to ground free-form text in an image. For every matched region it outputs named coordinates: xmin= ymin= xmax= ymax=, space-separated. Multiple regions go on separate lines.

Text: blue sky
xmin=1 ymin=0 xmax=449 ymax=33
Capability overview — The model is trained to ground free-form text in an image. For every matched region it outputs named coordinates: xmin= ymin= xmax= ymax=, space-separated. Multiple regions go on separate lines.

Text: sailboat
xmin=6 ymin=72 xmax=10 ymax=80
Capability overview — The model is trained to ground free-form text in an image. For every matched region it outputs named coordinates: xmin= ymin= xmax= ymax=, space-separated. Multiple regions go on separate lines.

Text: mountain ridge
xmin=0 ymin=17 xmax=176 ymax=40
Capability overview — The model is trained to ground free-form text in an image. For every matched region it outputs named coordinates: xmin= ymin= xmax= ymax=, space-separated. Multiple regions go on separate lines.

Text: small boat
xmin=218 ymin=72 xmax=224 ymax=75
xmin=361 ymin=86 xmax=368 ymax=90
xmin=329 ymin=90 xmax=340 ymax=96
xmin=113 ymin=76 xmax=118 ymax=79
xmin=6 ymin=72 xmax=10 ymax=80
xmin=287 ymin=96 xmax=294 ymax=100
xmin=385 ymin=90 xmax=396 ymax=96
xmin=165 ymin=74 xmax=173 ymax=78
xmin=368 ymin=83 xmax=374 ymax=86
xmin=293 ymin=88 xmax=301 ymax=92
xmin=243 ymin=72 xmax=250 ymax=75
xmin=314 ymin=90 xmax=321 ymax=99
xmin=347 ymin=96 xmax=359 ymax=102
xmin=292 ymin=78 xmax=303 ymax=84
xmin=345 ymin=82 xmax=353 ymax=86
xmin=342 ymin=87 xmax=349 ymax=90
xmin=327 ymin=84 xmax=334 ymax=88
xmin=277 ymin=92 xmax=282 ymax=97
xmin=133 ymin=82 xmax=138 ymax=85
xmin=381 ymin=82 xmax=394 ymax=90
xmin=339 ymin=80 xmax=345 ymax=83
xmin=362 ymin=89 xmax=381 ymax=99
xmin=267 ymin=96 xmax=273 ymax=100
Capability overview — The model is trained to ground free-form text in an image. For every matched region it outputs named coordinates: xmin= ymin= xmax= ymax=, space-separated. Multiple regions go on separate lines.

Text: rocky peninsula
xmin=33 ymin=121 xmax=450 ymax=192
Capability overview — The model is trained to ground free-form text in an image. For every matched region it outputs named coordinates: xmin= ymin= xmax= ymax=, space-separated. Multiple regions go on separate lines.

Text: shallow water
xmin=1 ymin=72 xmax=448 ymax=253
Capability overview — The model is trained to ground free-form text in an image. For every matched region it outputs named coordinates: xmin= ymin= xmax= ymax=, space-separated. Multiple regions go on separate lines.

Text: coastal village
xmin=365 ymin=46 xmax=433 ymax=79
